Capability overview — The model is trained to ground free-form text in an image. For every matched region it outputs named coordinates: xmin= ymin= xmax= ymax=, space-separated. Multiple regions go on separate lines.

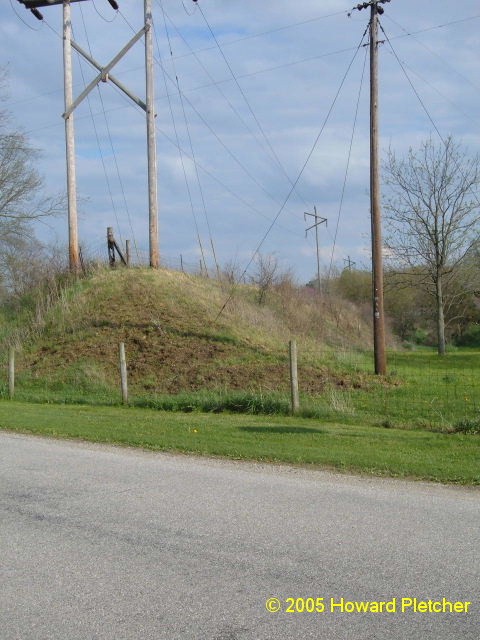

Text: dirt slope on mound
xmin=17 ymin=268 xmax=374 ymax=394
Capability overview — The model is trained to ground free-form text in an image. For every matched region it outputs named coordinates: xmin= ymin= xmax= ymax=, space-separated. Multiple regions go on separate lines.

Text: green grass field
xmin=0 ymin=401 xmax=478 ymax=485
xmin=1 ymin=268 xmax=479 ymax=485
xmin=5 ymin=348 xmax=480 ymax=431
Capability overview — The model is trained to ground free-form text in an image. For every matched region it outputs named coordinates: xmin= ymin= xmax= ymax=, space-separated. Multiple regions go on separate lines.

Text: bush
xmin=455 ymin=324 xmax=480 ymax=347
xmin=452 ymin=418 xmax=480 ymax=435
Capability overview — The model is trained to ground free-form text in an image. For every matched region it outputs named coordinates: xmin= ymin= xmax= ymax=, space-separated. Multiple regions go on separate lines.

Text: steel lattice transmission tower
xmin=17 ymin=0 xmax=160 ymax=271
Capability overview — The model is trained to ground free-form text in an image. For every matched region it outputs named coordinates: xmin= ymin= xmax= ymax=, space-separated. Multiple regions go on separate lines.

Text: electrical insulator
xmin=107 ymin=0 xmax=119 ymax=10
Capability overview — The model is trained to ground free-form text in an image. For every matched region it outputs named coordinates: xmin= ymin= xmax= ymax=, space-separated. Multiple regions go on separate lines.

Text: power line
xmin=195 ymin=1 xmax=310 ymax=210
xmin=384 ymin=14 xmax=480 ymax=93
xmin=214 ymin=25 xmax=370 ymax=321
xmin=9 ymin=0 xmax=43 ymax=30
xmin=75 ymin=9 xmax=122 ymax=245
xmin=380 ymin=22 xmax=446 ymax=148
xmin=328 ymin=45 xmax=368 ymax=280
xmin=158 ymin=1 xmax=219 ymax=276
xmin=152 ymin=13 xmax=209 ymax=274
xmin=160 ymin=7 xmax=310 ymax=216
xmin=77 ymin=4 xmax=140 ymax=259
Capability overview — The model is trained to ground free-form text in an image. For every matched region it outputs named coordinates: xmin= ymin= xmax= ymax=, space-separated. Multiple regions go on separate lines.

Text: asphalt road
xmin=1 ymin=431 xmax=478 ymax=639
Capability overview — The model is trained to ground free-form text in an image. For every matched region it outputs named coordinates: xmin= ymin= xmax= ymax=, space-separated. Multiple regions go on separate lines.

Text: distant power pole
xmin=304 ymin=206 xmax=327 ymax=293
xmin=17 ymin=0 xmax=160 ymax=271
xmin=344 ymin=256 xmax=356 ymax=271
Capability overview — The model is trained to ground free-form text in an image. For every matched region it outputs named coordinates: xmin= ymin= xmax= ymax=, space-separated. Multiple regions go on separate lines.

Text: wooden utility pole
xmin=17 ymin=0 xmax=158 ymax=270
xmin=305 ymin=206 xmax=327 ymax=293
xmin=145 ymin=0 xmax=159 ymax=269
xmin=63 ymin=0 xmax=80 ymax=274
xmin=350 ymin=0 xmax=389 ymax=374
xmin=370 ymin=0 xmax=387 ymax=375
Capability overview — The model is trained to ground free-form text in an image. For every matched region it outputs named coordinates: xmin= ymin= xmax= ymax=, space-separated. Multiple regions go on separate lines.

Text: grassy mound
xmin=2 ymin=267 xmax=376 ymax=398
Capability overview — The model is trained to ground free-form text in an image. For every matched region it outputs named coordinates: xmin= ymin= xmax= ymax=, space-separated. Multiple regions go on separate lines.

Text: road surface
xmin=1 ymin=431 xmax=478 ymax=639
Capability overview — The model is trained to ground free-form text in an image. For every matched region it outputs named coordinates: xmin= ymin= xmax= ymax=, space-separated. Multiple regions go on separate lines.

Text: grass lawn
xmin=0 ymin=401 xmax=478 ymax=485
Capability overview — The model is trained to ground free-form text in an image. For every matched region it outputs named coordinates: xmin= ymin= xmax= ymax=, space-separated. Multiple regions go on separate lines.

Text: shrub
xmin=452 ymin=418 xmax=480 ymax=435
xmin=455 ymin=324 xmax=480 ymax=347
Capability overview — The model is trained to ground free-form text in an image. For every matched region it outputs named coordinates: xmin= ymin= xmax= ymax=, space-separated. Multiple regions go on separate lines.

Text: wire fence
xmin=3 ymin=336 xmax=479 ymax=431
xmin=296 ymin=346 xmax=480 ymax=429
xmin=2 ymin=237 xmax=479 ymax=429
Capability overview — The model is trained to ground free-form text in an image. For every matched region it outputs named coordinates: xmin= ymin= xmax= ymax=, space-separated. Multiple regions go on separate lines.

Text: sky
xmin=1 ymin=0 xmax=479 ymax=282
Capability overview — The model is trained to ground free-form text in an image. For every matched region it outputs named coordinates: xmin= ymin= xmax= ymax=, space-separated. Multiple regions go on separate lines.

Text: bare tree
xmin=383 ymin=136 xmax=480 ymax=355
xmin=251 ymin=253 xmax=279 ymax=305
xmin=0 ymin=71 xmax=65 ymax=237
xmin=0 ymin=130 xmax=65 ymax=229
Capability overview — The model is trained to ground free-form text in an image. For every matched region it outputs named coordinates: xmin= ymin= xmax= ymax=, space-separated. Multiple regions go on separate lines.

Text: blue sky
xmin=1 ymin=0 xmax=479 ymax=281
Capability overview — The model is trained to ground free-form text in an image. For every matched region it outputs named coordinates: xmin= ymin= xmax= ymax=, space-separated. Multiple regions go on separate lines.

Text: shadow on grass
xmin=238 ymin=426 xmax=325 ymax=435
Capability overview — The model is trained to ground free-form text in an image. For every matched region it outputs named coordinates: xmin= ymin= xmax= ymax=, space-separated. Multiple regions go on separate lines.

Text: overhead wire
xmin=327 ymin=44 xmax=368 ymax=281
xmin=379 ymin=22 xmax=447 ymax=151
xmin=172 ymin=8 xmax=350 ymax=62
xmin=214 ymin=24 xmax=370 ymax=321
xmin=15 ymin=5 xmax=480 ymax=276
xmin=156 ymin=125 xmax=303 ymax=237
xmin=195 ymin=1 xmax=311 ymax=210
xmin=158 ymin=0 xmax=220 ymax=276
xmin=45 ymin=7 xmax=141 ymax=260
xmin=8 ymin=0 xmax=43 ymax=31
xmin=78 ymin=4 xmax=141 ymax=260
xmin=76 ymin=6 xmax=124 ymax=248
xmin=383 ymin=51 xmax=479 ymax=128
xmin=161 ymin=6 xmax=310 ymax=217
xmin=152 ymin=12 xmax=209 ymax=274
xmin=117 ymin=9 xmax=305 ymax=229
xmin=91 ymin=0 xmax=119 ymax=23
xmin=380 ymin=20 xmax=480 ymax=210
xmin=13 ymin=13 xmax=478 ymax=125
xmin=384 ymin=13 xmax=480 ymax=93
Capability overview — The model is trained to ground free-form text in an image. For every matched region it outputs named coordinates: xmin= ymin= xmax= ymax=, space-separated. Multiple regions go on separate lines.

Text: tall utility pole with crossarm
xmin=351 ymin=0 xmax=391 ymax=375
xmin=16 ymin=0 xmax=160 ymax=270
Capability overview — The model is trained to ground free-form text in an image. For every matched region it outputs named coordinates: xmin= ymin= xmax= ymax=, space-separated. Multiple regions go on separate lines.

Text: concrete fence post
xmin=289 ymin=340 xmax=300 ymax=414
xmin=119 ymin=342 xmax=128 ymax=405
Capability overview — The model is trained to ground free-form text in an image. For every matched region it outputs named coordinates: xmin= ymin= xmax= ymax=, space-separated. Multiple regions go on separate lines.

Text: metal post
xmin=145 ymin=0 xmax=159 ymax=268
xmin=370 ymin=2 xmax=387 ymax=375
xmin=63 ymin=0 xmax=80 ymax=274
